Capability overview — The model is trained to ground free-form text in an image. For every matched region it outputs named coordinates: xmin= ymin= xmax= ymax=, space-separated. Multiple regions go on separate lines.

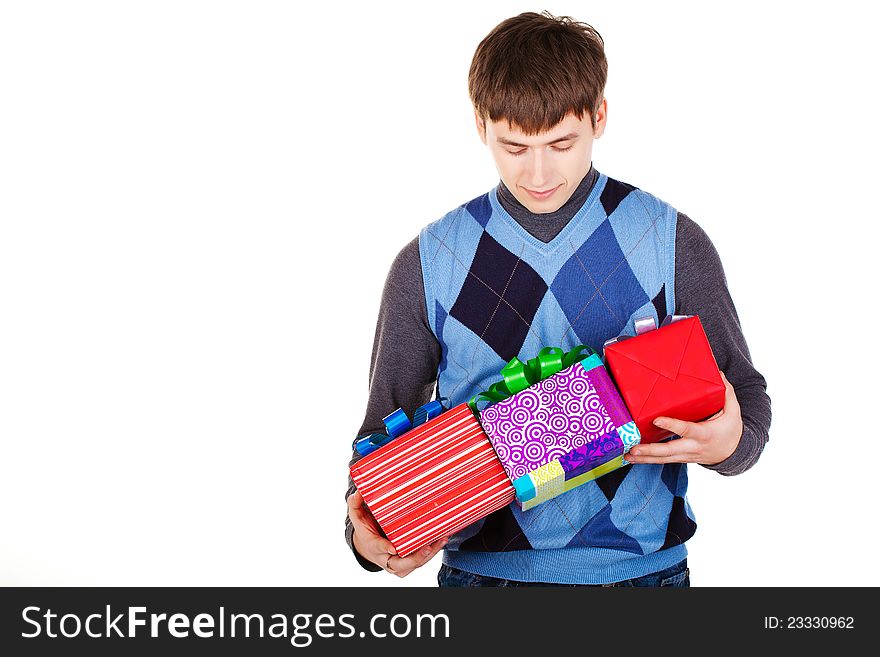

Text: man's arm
xmin=674 ymin=212 xmax=772 ymax=475
xmin=344 ymin=236 xmax=442 ymax=571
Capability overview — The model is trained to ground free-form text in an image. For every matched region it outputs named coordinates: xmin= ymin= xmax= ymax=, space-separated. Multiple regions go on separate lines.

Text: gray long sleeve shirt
xmin=345 ymin=167 xmax=772 ymax=571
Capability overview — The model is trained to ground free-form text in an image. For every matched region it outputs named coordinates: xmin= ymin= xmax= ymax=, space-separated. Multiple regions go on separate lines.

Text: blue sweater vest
xmin=418 ymin=172 xmax=695 ymax=584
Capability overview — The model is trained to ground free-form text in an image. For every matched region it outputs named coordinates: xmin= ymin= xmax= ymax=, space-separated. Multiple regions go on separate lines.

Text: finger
xmin=404 ymin=537 xmax=448 ymax=566
xmin=652 ymin=416 xmax=696 ymax=437
xmin=623 ymin=452 xmax=698 ymax=464
xmin=390 ymin=538 xmax=448 ymax=574
xmin=391 ymin=549 xmax=441 ymax=577
xmin=627 ymin=438 xmax=699 ymax=460
xmin=721 ymin=371 xmax=741 ymax=410
xmin=351 ymin=518 xmax=396 ymax=554
xmin=362 ymin=536 xmax=397 ymax=569
xmin=351 ymin=526 xmax=397 ymax=572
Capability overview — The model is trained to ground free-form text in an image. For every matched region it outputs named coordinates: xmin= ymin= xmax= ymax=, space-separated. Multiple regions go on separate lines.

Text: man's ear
xmin=474 ymin=110 xmax=488 ymax=145
xmin=593 ymin=97 xmax=608 ymax=138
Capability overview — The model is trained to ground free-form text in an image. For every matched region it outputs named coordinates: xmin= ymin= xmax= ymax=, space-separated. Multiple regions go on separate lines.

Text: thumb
xmin=652 ymin=416 xmax=696 ymax=437
xmin=721 ymin=371 xmax=740 ymax=409
xmin=348 ymin=490 xmax=364 ymax=509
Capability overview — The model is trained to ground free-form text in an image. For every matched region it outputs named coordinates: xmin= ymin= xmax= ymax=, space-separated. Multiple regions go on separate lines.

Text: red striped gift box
xmin=349 ymin=403 xmax=515 ymax=558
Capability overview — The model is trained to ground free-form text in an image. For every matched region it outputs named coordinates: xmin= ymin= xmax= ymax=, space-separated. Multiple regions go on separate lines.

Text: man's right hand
xmin=347 ymin=490 xmax=448 ymax=577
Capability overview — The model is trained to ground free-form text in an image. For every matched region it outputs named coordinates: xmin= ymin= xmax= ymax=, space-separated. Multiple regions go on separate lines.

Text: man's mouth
xmin=524 ymin=185 xmax=561 ymax=200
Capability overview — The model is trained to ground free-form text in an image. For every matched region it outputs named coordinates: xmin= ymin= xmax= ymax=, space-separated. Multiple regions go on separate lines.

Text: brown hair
xmin=468 ymin=11 xmax=607 ymax=134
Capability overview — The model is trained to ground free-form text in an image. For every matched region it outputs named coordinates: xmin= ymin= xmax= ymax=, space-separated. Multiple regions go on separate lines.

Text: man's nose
xmin=528 ymin=149 xmax=547 ymax=188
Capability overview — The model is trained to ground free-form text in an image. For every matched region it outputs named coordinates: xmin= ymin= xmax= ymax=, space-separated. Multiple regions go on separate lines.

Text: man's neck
xmin=497 ymin=165 xmax=597 ymax=243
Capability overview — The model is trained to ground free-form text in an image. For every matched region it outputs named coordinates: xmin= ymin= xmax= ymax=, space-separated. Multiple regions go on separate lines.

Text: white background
xmin=1 ymin=1 xmax=877 ymax=586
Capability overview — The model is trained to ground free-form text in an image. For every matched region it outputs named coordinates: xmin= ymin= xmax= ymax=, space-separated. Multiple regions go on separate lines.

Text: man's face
xmin=476 ymin=100 xmax=607 ymax=214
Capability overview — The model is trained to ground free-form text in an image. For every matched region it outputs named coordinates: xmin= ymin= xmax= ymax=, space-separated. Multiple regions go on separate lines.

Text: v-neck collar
xmin=488 ymin=171 xmax=609 ymax=255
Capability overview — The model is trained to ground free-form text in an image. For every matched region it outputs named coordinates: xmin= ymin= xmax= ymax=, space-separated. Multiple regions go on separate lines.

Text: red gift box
xmin=349 ymin=403 xmax=515 ymax=558
xmin=603 ymin=315 xmax=725 ymax=443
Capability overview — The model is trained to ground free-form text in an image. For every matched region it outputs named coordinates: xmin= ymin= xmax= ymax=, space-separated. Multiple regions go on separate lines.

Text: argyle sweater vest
xmin=418 ymin=172 xmax=697 ymax=584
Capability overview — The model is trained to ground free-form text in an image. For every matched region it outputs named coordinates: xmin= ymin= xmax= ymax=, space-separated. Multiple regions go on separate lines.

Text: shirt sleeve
xmin=674 ymin=213 xmax=772 ymax=475
xmin=344 ymin=236 xmax=442 ymax=571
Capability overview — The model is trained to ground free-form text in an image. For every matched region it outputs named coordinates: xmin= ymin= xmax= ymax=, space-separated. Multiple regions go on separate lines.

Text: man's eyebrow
xmin=496 ymin=133 xmax=579 ymax=147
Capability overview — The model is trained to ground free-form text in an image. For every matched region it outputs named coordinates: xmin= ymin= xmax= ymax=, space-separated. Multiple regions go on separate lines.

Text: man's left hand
xmin=624 ymin=371 xmax=743 ymax=466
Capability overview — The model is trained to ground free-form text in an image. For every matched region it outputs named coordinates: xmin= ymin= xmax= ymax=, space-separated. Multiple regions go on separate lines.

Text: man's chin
xmin=518 ymin=196 xmax=565 ymax=215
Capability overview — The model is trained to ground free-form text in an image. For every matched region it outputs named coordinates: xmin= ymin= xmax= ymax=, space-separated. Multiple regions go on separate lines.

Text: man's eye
xmin=507 ymin=149 xmax=527 ymax=156
xmin=553 ymin=144 xmax=573 ymax=152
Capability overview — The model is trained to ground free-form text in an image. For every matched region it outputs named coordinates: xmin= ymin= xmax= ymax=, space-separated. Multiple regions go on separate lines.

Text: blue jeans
xmin=437 ymin=559 xmax=689 ymax=587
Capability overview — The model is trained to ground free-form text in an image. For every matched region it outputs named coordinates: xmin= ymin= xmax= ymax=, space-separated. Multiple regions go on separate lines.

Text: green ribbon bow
xmin=467 ymin=344 xmax=596 ymax=413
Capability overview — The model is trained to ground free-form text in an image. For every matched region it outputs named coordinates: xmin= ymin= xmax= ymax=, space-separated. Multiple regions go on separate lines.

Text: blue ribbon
xmin=352 ymin=399 xmax=447 ymax=456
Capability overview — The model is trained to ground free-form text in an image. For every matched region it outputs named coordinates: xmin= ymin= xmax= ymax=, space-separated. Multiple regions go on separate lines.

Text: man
xmin=345 ymin=11 xmax=771 ymax=586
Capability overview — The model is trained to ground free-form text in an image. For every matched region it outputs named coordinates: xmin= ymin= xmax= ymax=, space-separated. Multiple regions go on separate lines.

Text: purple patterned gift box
xmin=478 ymin=350 xmax=640 ymax=510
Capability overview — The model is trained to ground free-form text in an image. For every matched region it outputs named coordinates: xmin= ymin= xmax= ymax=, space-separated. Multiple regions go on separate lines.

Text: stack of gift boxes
xmin=350 ymin=315 xmax=726 ymax=558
